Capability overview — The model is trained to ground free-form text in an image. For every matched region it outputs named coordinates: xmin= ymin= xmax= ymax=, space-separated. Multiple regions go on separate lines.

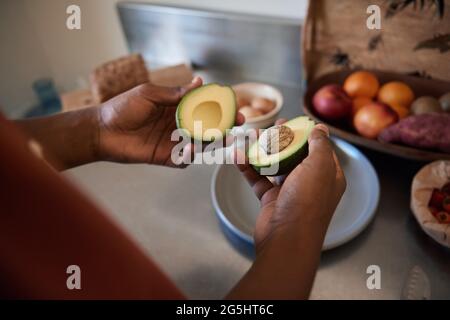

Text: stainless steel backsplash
xmin=117 ymin=2 xmax=302 ymax=87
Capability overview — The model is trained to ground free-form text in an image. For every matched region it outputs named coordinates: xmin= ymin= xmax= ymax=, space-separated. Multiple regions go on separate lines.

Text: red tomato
xmin=429 ymin=206 xmax=440 ymax=217
xmin=436 ymin=211 xmax=450 ymax=224
xmin=442 ymin=182 xmax=450 ymax=196
xmin=443 ymin=197 xmax=450 ymax=214
xmin=429 ymin=189 xmax=445 ymax=209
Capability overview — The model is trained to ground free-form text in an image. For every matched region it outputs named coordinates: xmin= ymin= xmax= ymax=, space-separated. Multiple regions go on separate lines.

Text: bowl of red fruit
xmin=411 ymin=161 xmax=450 ymax=248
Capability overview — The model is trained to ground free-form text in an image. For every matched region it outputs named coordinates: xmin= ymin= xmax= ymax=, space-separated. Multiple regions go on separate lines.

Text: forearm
xmin=226 ymin=213 xmax=330 ymax=300
xmin=15 ymin=107 xmax=100 ymax=170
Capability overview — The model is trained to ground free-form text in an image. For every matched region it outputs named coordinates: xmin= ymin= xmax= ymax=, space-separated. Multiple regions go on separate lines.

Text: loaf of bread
xmin=90 ymin=54 xmax=149 ymax=103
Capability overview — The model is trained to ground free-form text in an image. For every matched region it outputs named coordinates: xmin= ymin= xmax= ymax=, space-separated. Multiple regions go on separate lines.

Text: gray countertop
xmin=65 ymin=72 xmax=450 ymax=299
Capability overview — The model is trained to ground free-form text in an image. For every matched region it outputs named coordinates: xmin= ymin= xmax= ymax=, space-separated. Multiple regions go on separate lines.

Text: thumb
xmin=307 ymin=124 xmax=333 ymax=163
xmin=137 ymin=76 xmax=203 ymax=106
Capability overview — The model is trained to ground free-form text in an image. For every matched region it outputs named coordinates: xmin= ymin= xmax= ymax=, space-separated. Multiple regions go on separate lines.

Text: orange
xmin=389 ymin=103 xmax=410 ymax=119
xmin=378 ymin=81 xmax=415 ymax=109
xmin=343 ymin=71 xmax=380 ymax=98
xmin=352 ymin=96 xmax=373 ymax=116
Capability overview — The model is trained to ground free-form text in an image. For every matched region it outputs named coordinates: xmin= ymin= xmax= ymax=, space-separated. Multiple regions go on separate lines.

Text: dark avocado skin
xmin=175 ymin=83 xmax=237 ymax=143
xmin=251 ymin=142 xmax=309 ymax=176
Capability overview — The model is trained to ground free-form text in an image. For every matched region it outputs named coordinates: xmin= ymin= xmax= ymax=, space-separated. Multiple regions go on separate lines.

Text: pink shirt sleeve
xmin=0 ymin=113 xmax=185 ymax=299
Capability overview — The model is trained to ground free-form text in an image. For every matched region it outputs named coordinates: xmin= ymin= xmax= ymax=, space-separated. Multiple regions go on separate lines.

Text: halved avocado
xmin=176 ymin=84 xmax=236 ymax=142
xmin=248 ymin=116 xmax=315 ymax=176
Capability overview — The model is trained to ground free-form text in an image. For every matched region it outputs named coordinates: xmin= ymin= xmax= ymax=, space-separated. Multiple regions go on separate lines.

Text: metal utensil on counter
xmin=401 ymin=265 xmax=431 ymax=300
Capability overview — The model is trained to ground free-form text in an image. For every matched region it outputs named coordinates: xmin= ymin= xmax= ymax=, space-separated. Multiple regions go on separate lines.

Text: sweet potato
xmin=378 ymin=113 xmax=450 ymax=153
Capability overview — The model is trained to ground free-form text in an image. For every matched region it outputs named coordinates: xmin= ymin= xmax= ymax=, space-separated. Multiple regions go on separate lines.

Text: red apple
xmin=313 ymin=84 xmax=352 ymax=121
xmin=443 ymin=196 xmax=450 ymax=214
xmin=353 ymin=102 xmax=398 ymax=139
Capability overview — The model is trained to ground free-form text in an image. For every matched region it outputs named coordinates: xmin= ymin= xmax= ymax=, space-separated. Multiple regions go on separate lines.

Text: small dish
xmin=232 ymin=82 xmax=283 ymax=130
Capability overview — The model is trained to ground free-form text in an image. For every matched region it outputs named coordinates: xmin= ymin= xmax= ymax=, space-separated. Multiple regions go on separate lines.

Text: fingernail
xmin=233 ymin=149 xmax=246 ymax=165
xmin=191 ymin=76 xmax=200 ymax=84
xmin=315 ymin=123 xmax=330 ymax=137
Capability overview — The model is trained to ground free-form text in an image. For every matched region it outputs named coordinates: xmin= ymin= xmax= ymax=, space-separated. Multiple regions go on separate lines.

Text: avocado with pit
xmin=176 ymin=84 xmax=237 ymax=141
xmin=248 ymin=116 xmax=315 ymax=176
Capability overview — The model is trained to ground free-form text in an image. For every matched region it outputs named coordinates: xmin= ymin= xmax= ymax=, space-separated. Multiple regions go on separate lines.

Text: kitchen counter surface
xmin=66 ymin=72 xmax=450 ymax=299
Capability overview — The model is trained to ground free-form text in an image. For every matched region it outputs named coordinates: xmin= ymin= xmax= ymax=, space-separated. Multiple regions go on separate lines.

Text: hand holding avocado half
xmin=97 ymin=77 xmax=244 ymax=167
xmin=227 ymin=122 xmax=346 ymax=299
xmin=236 ymin=121 xmax=346 ymax=251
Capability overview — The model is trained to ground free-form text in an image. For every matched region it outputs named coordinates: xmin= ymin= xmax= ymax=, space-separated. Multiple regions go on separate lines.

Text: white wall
xmin=0 ymin=1 xmax=52 ymax=117
xmin=0 ymin=0 xmax=307 ymax=116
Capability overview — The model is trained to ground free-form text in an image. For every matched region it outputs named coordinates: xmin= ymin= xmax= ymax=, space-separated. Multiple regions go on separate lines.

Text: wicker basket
xmin=302 ymin=0 xmax=450 ymax=83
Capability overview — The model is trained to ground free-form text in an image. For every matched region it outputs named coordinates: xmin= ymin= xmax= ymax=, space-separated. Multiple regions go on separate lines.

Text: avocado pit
xmin=248 ymin=116 xmax=315 ymax=176
xmin=259 ymin=125 xmax=294 ymax=155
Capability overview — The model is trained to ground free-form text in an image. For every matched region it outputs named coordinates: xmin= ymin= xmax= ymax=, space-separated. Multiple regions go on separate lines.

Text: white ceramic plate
xmin=211 ymin=137 xmax=380 ymax=250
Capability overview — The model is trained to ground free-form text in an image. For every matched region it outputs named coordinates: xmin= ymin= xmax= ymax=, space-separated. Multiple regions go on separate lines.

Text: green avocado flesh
xmin=248 ymin=116 xmax=315 ymax=176
xmin=176 ymin=84 xmax=237 ymax=141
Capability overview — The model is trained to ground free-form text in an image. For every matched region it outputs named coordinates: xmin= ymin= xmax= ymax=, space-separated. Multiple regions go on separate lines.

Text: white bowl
xmin=232 ymin=82 xmax=283 ymax=130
